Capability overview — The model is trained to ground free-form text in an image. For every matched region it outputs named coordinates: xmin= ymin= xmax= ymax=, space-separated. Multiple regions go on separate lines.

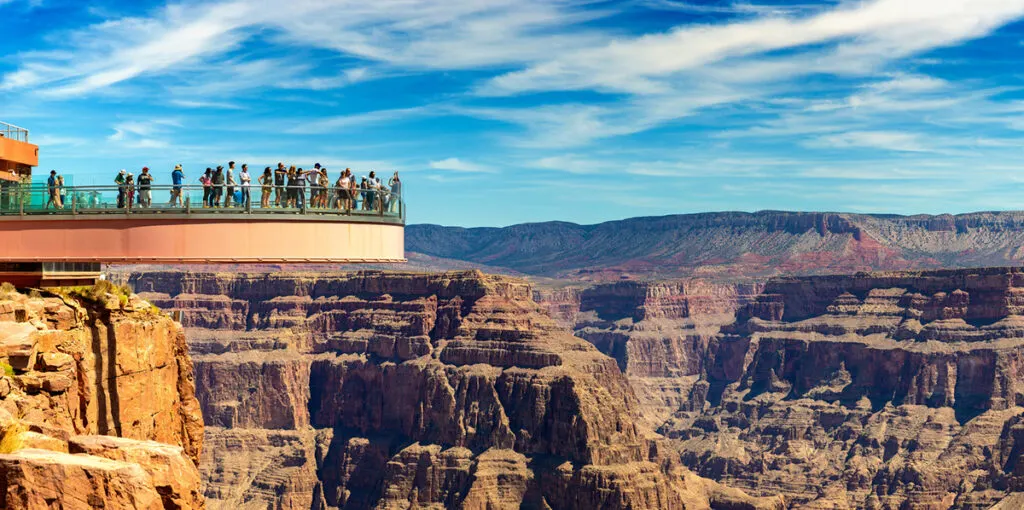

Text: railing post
xmin=185 ymin=195 xmax=191 ymax=214
xmin=72 ymin=195 xmax=77 ymax=215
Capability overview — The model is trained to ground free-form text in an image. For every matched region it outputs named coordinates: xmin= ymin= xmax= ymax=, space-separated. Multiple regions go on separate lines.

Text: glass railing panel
xmin=0 ymin=184 xmax=403 ymax=222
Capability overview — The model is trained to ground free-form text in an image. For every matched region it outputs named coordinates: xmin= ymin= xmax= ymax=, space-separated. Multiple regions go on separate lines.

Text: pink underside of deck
xmin=0 ymin=218 xmax=405 ymax=263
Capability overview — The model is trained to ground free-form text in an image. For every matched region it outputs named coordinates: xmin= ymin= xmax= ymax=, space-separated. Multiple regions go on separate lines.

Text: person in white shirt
xmin=337 ymin=169 xmax=352 ymax=210
xmin=225 ymin=161 xmax=237 ymax=207
xmin=239 ymin=164 xmax=251 ymax=208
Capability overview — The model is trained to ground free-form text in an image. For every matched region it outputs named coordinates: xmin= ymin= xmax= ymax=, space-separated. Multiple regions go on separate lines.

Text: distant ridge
xmin=406 ymin=210 xmax=1024 ymax=280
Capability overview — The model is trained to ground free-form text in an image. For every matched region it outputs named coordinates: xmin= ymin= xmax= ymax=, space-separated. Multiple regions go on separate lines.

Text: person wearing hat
xmin=115 ymin=169 xmax=128 ymax=208
xmin=45 ymin=170 xmax=60 ymax=210
xmin=170 ymin=164 xmax=185 ymax=207
xmin=137 ymin=166 xmax=154 ymax=208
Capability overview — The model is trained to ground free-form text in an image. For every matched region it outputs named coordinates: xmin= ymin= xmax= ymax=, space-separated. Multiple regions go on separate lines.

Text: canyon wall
xmin=534 ymin=280 xmax=763 ymax=427
xmin=536 ymin=269 xmax=1024 ymax=507
xmin=0 ymin=286 xmax=204 ymax=509
xmin=131 ymin=270 xmax=782 ymax=510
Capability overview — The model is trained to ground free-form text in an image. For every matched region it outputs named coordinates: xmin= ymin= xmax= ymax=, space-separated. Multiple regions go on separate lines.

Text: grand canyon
xmin=7 ymin=211 xmax=1024 ymax=508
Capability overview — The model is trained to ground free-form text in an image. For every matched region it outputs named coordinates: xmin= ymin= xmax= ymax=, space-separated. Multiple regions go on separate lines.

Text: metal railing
xmin=0 ymin=183 xmax=405 ymax=222
xmin=0 ymin=121 xmax=29 ymax=143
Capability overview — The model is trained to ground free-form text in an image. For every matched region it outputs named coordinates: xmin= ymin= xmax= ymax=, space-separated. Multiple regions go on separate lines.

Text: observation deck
xmin=0 ymin=183 xmax=405 ymax=271
xmin=0 ymin=122 xmax=38 ymax=182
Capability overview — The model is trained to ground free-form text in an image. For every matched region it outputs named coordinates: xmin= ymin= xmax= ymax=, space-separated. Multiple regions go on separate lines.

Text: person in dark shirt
xmin=274 ymin=163 xmax=287 ymax=207
xmin=211 ymin=166 xmax=224 ymax=207
xmin=137 ymin=167 xmax=154 ymax=208
xmin=45 ymin=170 xmax=59 ymax=209
xmin=285 ymin=166 xmax=299 ymax=208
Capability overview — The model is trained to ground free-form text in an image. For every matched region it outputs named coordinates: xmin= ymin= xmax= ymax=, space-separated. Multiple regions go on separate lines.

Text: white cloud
xmin=806 ymin=130 xmax=930 ymax=152
xmin=482 ymin=0 xmax=1024 ymax=96
xmin=428 ymin=157 xmax=495 ymax=173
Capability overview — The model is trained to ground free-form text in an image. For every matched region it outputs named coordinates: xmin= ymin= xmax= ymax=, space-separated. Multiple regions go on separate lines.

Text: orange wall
xmin=0 ymin=217 xmax=405 ymax=263
xmin=0 ymin=138 xmax=39 ymax=169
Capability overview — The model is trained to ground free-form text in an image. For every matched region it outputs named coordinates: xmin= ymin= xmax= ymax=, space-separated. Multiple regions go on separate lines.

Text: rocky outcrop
xmin=132 ymin=270 xmax=782 ymax=510
xmin=0 ymin=286 xmax=204 ymax=509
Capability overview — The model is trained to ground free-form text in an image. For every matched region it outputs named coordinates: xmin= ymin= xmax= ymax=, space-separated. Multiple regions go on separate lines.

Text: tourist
xmin=308 ymin=163 xmax=321 ymax=207
xmin=367 ymin=171 xmax=378 ymax=211
xmin=57 ymin=175 xmax=66 ymax=210
xmin=125 ymin=173 xmax=136 ymax=209
xmin=285 ymin=166 xmax=299 ymax=207
xmin=274 ymin=163 xmax=287 ymax=207
xmin=259 ymin=167 xmax=273 ymax=208
xmin=224 ymin=161 xmax=236 ymax=208
xmin=137 ymin=167 xmax=153 ymax=208
xmin=295 ymin=167 xmax=307 ymax=209
xmin=388 ymin=171 xmax=401 ymax=213
xmin=349 ymin=172 xmax=359 ymax=210
xmin=359 ymin=177 xmax=369 ymax=211
xmin=337 ymin=169 xmax=352 ymax=210
xmin=170 ymin=164 xmax=185 ymax=206
xmin=115 ymin=169 xmax=127 ymax=208
xmin=239 ymin=164 xmax=251 ymax=209
xmin=45 ymin=170 xmax=59 ymax=209
xmin=211 ymin=166 xmax=224 ymax=208
xmin=200 ymin=168 xmax=213 ymax=208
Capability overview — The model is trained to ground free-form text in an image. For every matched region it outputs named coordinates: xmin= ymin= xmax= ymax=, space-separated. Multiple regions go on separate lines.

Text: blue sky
xmin=4 ymin=0 xmax=1024 ymax=227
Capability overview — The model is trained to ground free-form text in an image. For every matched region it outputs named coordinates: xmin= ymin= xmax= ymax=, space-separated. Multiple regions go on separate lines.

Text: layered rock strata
xmin=0 ymin=286 xmax=204 ymax=509
xmin=132 ymin=270 xmax=781 ymax=510
xmin=661 ymin=267 xmax=1024 ymax=508
xmin=534 ymin=280 xmax=763 ymax=426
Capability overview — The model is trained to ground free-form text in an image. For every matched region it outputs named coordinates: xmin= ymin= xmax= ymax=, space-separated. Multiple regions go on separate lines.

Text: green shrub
xmin=67 ymin=280 xmax=132 ymax=304
xmin=0 ymin=362 xmax=13 ymax=377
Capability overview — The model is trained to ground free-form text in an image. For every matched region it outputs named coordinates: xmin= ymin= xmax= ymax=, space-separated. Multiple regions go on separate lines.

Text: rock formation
xmin=532 ymin=268 xmax=1024 ymax=507
xmin=0 ymin=285 xmax=204 ymax=509
xmin=534 ymin=280 xmax=763 ymax=428
xmin=131 ymin=270 xmax=782 ymax=510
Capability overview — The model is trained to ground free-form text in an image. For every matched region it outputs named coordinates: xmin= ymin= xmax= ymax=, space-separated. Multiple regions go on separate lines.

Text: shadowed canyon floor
xmin=132 ymin=271 xmax=780 ymax=510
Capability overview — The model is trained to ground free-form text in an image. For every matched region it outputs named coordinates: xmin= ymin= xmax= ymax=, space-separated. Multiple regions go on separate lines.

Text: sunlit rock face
xmin=133 ymin=270 xmax=782 ymax=510
xmin=0 ymin=288 xmax=204 ymax=509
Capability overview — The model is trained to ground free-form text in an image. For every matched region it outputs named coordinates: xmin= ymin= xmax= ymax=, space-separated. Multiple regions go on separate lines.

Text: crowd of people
xmin=101 ymin=162 xmax=401 ymax=212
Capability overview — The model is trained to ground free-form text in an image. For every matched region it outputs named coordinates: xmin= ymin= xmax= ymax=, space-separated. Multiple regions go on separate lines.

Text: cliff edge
xmin=0 ymin=283 xmax=204 ymax=509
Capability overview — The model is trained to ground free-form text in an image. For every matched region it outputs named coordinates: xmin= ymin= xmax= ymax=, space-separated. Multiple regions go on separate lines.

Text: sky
xmin=4 ymin=0 xmax=1024 ymax=227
